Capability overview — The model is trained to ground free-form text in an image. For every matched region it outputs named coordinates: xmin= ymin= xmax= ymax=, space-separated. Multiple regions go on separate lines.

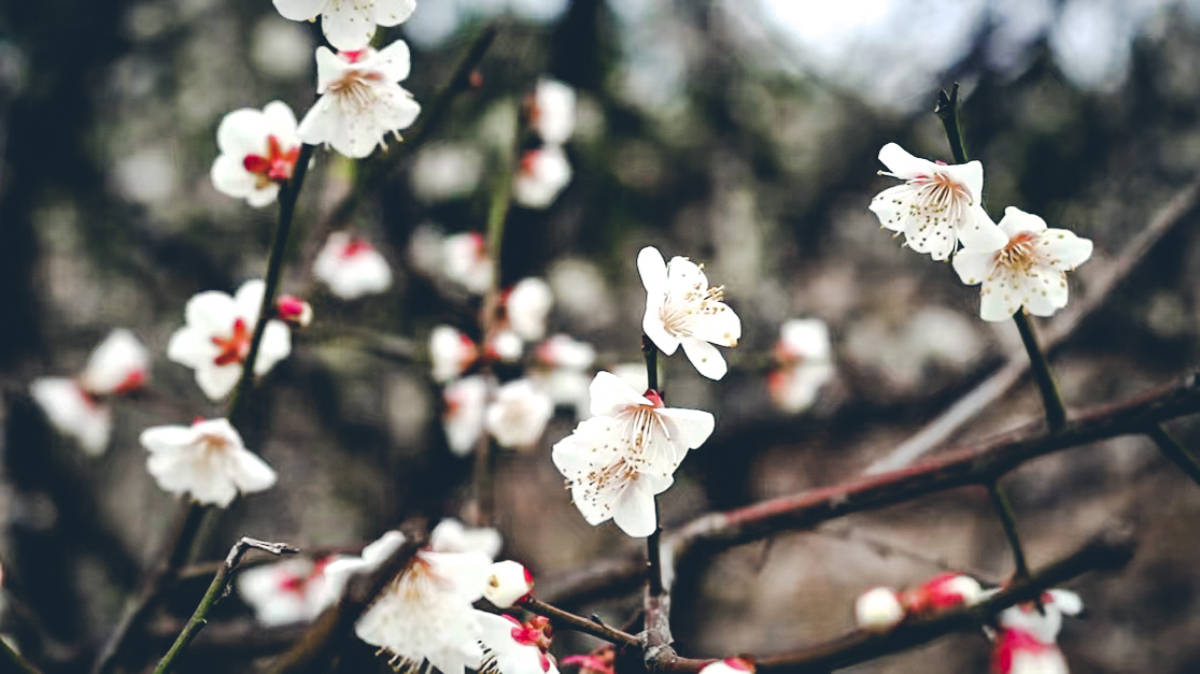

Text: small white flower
xmin=486 ymin=330 xmax=524 ymax=364
xmin=484 ymin=560 xmax=533 ymax=608
xmin=768 ymin=319 xmax=834 ymax=413
xmin=993 ymin=629 xmax=1070 ymax=674
xmin=237 ymin=557 xmax=335 ymax=626
xmin=513 ymin=146 xmax=572 ymax=209
xmin=79 ymin=329 xmax=150 ymax=395
xmin=478 ymin=612 xmax=557 ymax=674
xmin=551 ymin=372 xmax=714 ymax=537
xmin=30 ymin=378 xmax=112 ymax=455
xmin=697 ymin=658 xmax=755 ymax=674
xmin=527 ymin=78 xmax=576 ymax=145
xmin=210 ymin=101 xmax=301 ymax=208
xmin=536 ymin=334 xmax=595 ymax=371
xmin=868 ymin=142 xmax=1001 ymax=261
xmin=443 ymin=232 xmax=494 ymax=294
xmin=431 ymin=326 xmax=478 ymax=383
xmin=354 ymin=548 xmax=491 ymax=674
xmin=953 ymin=207 xmax=1093 ymax=322
xmin=298 ymin=42 xmax=421 ymax=159
xmin=443 ymin=375 xmax=490 ymax=456
xmin=486 ymin=379 xmax=554 ymax=450
xmin=505 ymin=278 xmax=553 ymax=341
xmin=273 ymin=0 xmax=417 ymax=51
xmin=313 ymin=231 xmax=393 ymax=299
xmin=854 ymin=587 xmax=905 ymax=632
xmin=638 ymin=246 xmax=741 ymax=380
xmin=167 ymin=280 xmax=292 ymax=401
xmin=140 ymin=418 xmax=277 ymax=507
xmin=997 ymin=589 xmax=1083 ymax=645
xmin=431 ymin=518 xmax=502 ymax=560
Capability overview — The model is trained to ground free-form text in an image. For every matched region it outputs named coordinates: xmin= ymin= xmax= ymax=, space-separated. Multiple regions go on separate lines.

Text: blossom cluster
xmin=514 ymin=78 xmax=577 ymax=209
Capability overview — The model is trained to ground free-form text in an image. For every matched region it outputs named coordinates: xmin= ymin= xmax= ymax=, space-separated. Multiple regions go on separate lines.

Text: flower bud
xmin=855 ymin=587 xmax=905 ymax=632
xmin=484 ymin=560 xmax=533 ymax=608
xmin=277 ymin=295 xmax=313 ymax=328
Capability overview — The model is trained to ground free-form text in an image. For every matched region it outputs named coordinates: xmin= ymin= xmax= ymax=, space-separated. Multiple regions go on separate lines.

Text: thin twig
xmin=1012 ymin=312 xmax=1068 ymax=431
xmin=152 ymin=538 xmax=297 ymax=674
xmin=0 ymin=637 xmax=41 ymax=674
xmin=517 ymin=597 xmax=641 ymax=648
xmin=985 ymin=480 xmax=1030 ymax=580
xmin=1146 ymin=424 xmax=1200 ymax=486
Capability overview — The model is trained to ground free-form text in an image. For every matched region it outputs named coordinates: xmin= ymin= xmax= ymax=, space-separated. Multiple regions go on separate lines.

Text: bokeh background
xmin=3 ymin=0 xmax=1200 ymax=671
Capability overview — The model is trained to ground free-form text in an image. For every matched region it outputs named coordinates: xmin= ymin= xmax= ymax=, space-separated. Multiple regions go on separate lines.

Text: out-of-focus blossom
xmin=901 ymin=573 xmax=983 ymax=614
xmin=251 ymin=18 xmax=312 ymax=80
xmin=298 ymin=43 xmax=420 ymax=158
xmin=444 ymin=232 xmax=494 ymax=294
xmin=952 ymin=207 xmax=1093 ymax=322
xmin=552 ymin=372 xmax=713 ymax=537
xmin=869 ymin=142 xmax=1001 ymax=261
xmin=513 ymin=146 xmax=572 ymax=209
xmin=431 ymin=326 xmax=479 ymax=383
xmin=526 ymin=78 xmax=576 ymax=145
xmin=992 ymin=628 xmax=1069 ymax=674
xmin=210 ymin=101 xmax=301 ymax=207
xmin=237 ymin=556 xmax=335 ymax=626
xmin=483 ymin=560 xmax=533 ymax=608
xmin=431 ymin=518 xmax=502 ymax=560
xmin=547 ymin=258 xmax=616 ymax=331
xmin=485 ymin=379 xmax=554 ymax=450
xmin=854 ymin=586 xmax=905 ymax=632
xmin=273 ymin=0 xmax=417 ymax=50
xmin=478 ymin=612 xmax=556 ymax=674
xmin=167 ymin=280 xmax=291 ymax=401
xmin=532 ymin=335 xmax=595 ymax=417
xmin=79 ymin=329 xmax=150 ymax=395
xmin=503 ymin=278 xmax=553 ymax=342
xmin=485 ymin=330 xmax=524 ymax=364
xmin=443 ymin=375 xmax=490 ymax=456
xmin=321 ymin=530 xmax=408 ymax=603
xmin=638 ymin=246 xmax=741 ymax=380
xmin=140 ymin=418 xmax=277 ymax=507
xmin=561 ymin=646 xmax=614 ymax=674
xmin=411 ymin=143 xmax=484 ymax=202
xmin=996 ymin=589 xmax=1083 ymax=645
xmin=276 ymin=295 xmax=314 ymax=328
xmin=313 ymin=231 xmax=393 ymax=300
xmin=768 ymin=318 xmax=834 ymax=413
xmin=698 ymin=658 xmax=755 ymax=674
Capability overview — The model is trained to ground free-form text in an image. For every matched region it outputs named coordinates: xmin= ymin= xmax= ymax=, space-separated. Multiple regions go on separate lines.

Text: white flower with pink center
xmin=140 ymin=418 xmax=277 ymax=507
xmin=996 ymin=589 xmax=1083 ymax=645
xmin=513 ymin=146 xmax=572 ymax=209
xmin=953 ymin=207 xmax=1093 ymax=322
xmin=478 ymin=612 xmax=557 ymax=674
xmin=503 ymin=277 xmax=553 ymax=342
xmin=551 ymin=372 xmax=714 ymax=537
xmin=210 ymin=101 xmax=301 ymax=208
xmin=638 ymin=246 xmax=741 ymax=381
xmin=273 ymin=0 xmax=417 ymax=51
xmin=527 ymin=78 xmax=575 ymax=145
xmin=430 ymin=326 xmax=478 ymax=383
xmin=31 ymin=329 xmax=149 ymax=455
xmin=443 ymin=375 xmax=490 ymax=456
xmin=237 ymin=556 xmax=336 ymax=626
xmin=768 ymin=318 xmax=834 ymax=413
xmin=313 ymin=231 xmax=393 ymax=299
xmin=443 ymin=232 xmax=494 ymax=294
xmin=485 ymin=379 xmax=553 ymax=450
xmin=869 ymin=142 xmax=1002 ymax=261
xmin=298 ymin=42 xmax=420 ymax=159
xmin=486 ymin=330 xmax=524 ymax=364
xmin=167 ymin=280 xmax=292 ymax=401
xmin=431 ymin=518 xmax=502 ymax=560
xmin=698 ymin=658 xmax=755 ymax=674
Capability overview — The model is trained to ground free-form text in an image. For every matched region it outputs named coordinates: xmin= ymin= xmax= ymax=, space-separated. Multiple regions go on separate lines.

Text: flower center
xmin=339 ymin=238 xmax=373 ymax=259
xmin=659 ymin=284 xmax=725 ymax=337
xmin=996 ymin=231 xmax=1038 ymax=271
xmin=903 ymin=171 xmax=971 ymax=224
xmin=211 ymin=318 xmax=252 ymax=366
xmin=243 ymin=135 xmax=300 ymax=188
xmin=329 ymin=69 xmax=384 ymax=113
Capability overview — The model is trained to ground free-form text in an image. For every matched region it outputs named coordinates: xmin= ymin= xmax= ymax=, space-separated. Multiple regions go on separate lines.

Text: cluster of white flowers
xmin=514 ymin=78 xmax=576 ymax=209
xmin=869 ymin=143 xmax=1093 ymax=322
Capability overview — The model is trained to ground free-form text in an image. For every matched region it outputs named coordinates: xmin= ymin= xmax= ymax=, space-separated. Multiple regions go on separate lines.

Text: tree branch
xmin=517 ymin=596 xmax=641 ymax=648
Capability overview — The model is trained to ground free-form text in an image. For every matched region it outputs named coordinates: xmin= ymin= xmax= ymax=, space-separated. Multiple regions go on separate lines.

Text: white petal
xmin=217 ymin=108 xmax=269 ymax=157
xmin=372 ymin=0 xmax=417 ymax=26
xmin=956 ymin=205 xmax=1007 ymax=249
xmin=1021 ymin=268 xmax=1068 ymax=317
xmin=235 ymin=279 xmax=268 ymax=323
xmin=245 ymin=183 xmax=282 ymax=208
xmin=868 ymin=184 xmax=914 ymax=233
xmin=1047 ymin=589 xmax=1083 ymax=615
xmin=167 ymin=326 xmax=219 ymax=369
xmin=611 ymin=483 xmax=658 ymax=537
xmin=273 ymin=0 xmax=326 ymax=21
xmin=185 ymin=291 xmax=238 ymax=335
xmin=211 ymin=154 xmax=257 ymax=199
xmin=314 ymin=47 xmax=345 ymax=95
xmin=655 ymin=407 xmax=715 ymax=451
xmin=195 ymin=363 xmax=243 ymax=401
xmin=685 ymin=303 xmax=741 ymax=347
xmin=680 ymin=337 xmax=727 ymax=380
xmin=942 ymin=159 xmax=984 ymax=205
xmin=637 ymin=246 xmax=668 ymax=296
xmin=979 ymin=274 xmax=1019 ymax=322
xmin=139 ymin=424 xmax=197 ymax=453
xmin=228 ymin=448 xmax=278 ymax=494
xmin=951 ymin=248 xmax=996 ymax=286
xmin=1040 ymin=229 xmax=1093 ymax=271
xmin=321 ymin=5 xmax=377 ymax=50
xmin=261 ymin=100 xmax=299 ymax=138
xmin=997 ymin=206 xmax=1047 ymax=238
xmin=905 ymin=217 xmax=957 ymax=261
xmin=877 ymin=142 xmax=938 ymax=179
xmin=374 ymin=39 xmax=412 ymax=82
xmin=254 ymin=321 xmax=292 ymax=376
xmin=81 ymin=329 xmax=148 ymax=395
xmin=587 ymin=371 xmax=650 ymax=418
xmin=642 ymin=298 xmax=680 ymax=355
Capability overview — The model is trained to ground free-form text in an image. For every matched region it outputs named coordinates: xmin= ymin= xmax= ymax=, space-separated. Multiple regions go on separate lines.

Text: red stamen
xmin=211 ymin=318 xmax=252 ymax=366
xmin=643 ymin=389 xmax=665 ymax=408
xmin=340 ymin=238 xmax=373 ymax=259
xmin=112 ymin=369 xmax=147 ymax=395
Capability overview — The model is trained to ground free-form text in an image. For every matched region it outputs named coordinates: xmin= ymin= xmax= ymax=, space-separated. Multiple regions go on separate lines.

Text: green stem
xmin=0 ymin=638 xmax=40 ymax=674
xmin=1012 ymin=312 xmax=1068 ymax=431
xmin=1147 ymin=424 xmax=1200 ymax=486
xmin=986 ymin=480 xmax=1031 ymax=581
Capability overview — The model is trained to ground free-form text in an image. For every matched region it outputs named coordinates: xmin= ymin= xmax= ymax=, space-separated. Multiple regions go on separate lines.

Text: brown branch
xmin=517 ymin=597 xmax=641 ymax=648
xmin=542 ymin=372 xmax=1200 ymax=605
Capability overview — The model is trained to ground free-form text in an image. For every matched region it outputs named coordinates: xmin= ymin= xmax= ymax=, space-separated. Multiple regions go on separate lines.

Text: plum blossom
xmin=443 ymin=231 xmax=494 ymax=294
xmin=167 ymin=280 xmax=292 ymax=401
xmin=996 ymin=589 xmax=1083 ymax=645
xmin=504 ymin=278 xmax=553 ymax=342
xmin=698 ymin=658 xmax=755 ymax=674
xmin=483 ymin=560 xmax=533 ymax=608
xmin=992 ymin=628 xmax=1069 ymax=674
xmin=298 ymin=42 xmax=421 ymax=159
xmin=486 ymin=330 xmax=524 ymax=364
xmin=210 ymin=101 xmax=301 ymax=208
xmin=443 ymin=375 xmax=490 ymax=455
xmin=431 ymin=518 xmax=502 ymax=560
xmin=478 ymin=613 xmax=556 ymax=674
xmin=854 ymin=586 xmax=905 ymax=632
xmin=551 ymin=372 xmax=714 ymax=537
xmin=513 ymin=146 xmax=572 ymax=209
xmin=140 ymin=418 xmax=277 ymax=507
xmin=638 ymin=246 xmax=741 ymax=380
xmin=485 ymin=379 xmax=554 ymax=450
xmin=531 ymin=335 xmax=595 ymax=417
xmin=430 ymin=326 xmax=478 ymax=383
xmin=273 ymin=0 xmax=417 ymax=51
xmin=313 ymin=231 xmax=393 ymax=299
xmin=869 ymin=142 xmax=1003 ymax=261
xmin=526 ymin=78 xmax=576 ymax=145
xmin=952 ymin=207 xmax=1093 ymax=322
xmin=31 ymin=329 xmax=149 ymax=455
xmin=237 ymin=556 xmax=336 ymax=626
xmin=901 ymin=572 xmax=983 ymax=614
xmin=768 ymin=318 xmax=834 ymax=413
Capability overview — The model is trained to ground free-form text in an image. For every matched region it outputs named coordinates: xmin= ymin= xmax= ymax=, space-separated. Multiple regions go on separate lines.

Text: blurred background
xmin=3 ymin=0 xmax=1200 ymax=671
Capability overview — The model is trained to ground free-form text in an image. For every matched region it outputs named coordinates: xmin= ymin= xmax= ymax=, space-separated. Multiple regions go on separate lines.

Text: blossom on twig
xmin=139 ymin=418 xmax=277 ymax=507
xmin=210 ymin=101 xmax=301 ymax=207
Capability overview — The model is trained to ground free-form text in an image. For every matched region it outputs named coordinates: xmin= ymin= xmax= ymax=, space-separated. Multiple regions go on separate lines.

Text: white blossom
xmin=869 ymin=142 xmax=1002 ymax=261
xmin=768 ymin=318 xmax=834 ymax=413
xmin=273 ymin=0 xmax=417 ymax=51
xmin=478 ymin=612 xmax=557 ymax=674
xmin=313 ymin=231 xmax=393 ymax=299
xmin=486 ymin=379 xmax=554 ymax=450
xmin=167 ymin=280 xmax=292 ymax=401
xmin=551 ymin=372 xmax=714 ymax=537
xmin=638 ymin=246 xmax=741 ymax=380
xmin=997 ymin=589 xmax=1083 ymax=645
xmin=483 ymin=560 xmax=533 ymax=608
xmin=513 ymin=146 xmax=572 ymax=209
xmin=431 ymin=518 xmax=502 ymax=560
xmin=527 ymin=78 xmax=575 ymax=145
xmin=298 ymin=42 xmax=421 ymax=158
xmin=505 ymin=277 xmax=553 ymax=341
xmin=443 ymin=375 xmax=489 ymax=456
xmin=79 ymin=329 xmax=150 ymax=395
xmin=431 ymin=326 xmax=479 ymax=383
xmin=993 ymin=629 xmax=1070 ymax=674
xmin=854 ymin=587 xmax=904 ymax=632
xmin=443 ymin=232 xmax=494 ymax=294
xmin=140 ymin=418 xmax=277 ymax=507
xmin=237 ymin=556 xmax=335 ymax=626
xmin=210 ymin=101 xmax=301 ymax=207
xmin=952 ymin=207 xmax=1093 ymax=322
xmin=486 ymin=330 xmax=524 ymax=363
xmin=532 ymin=335 xmax=595 ymax=417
